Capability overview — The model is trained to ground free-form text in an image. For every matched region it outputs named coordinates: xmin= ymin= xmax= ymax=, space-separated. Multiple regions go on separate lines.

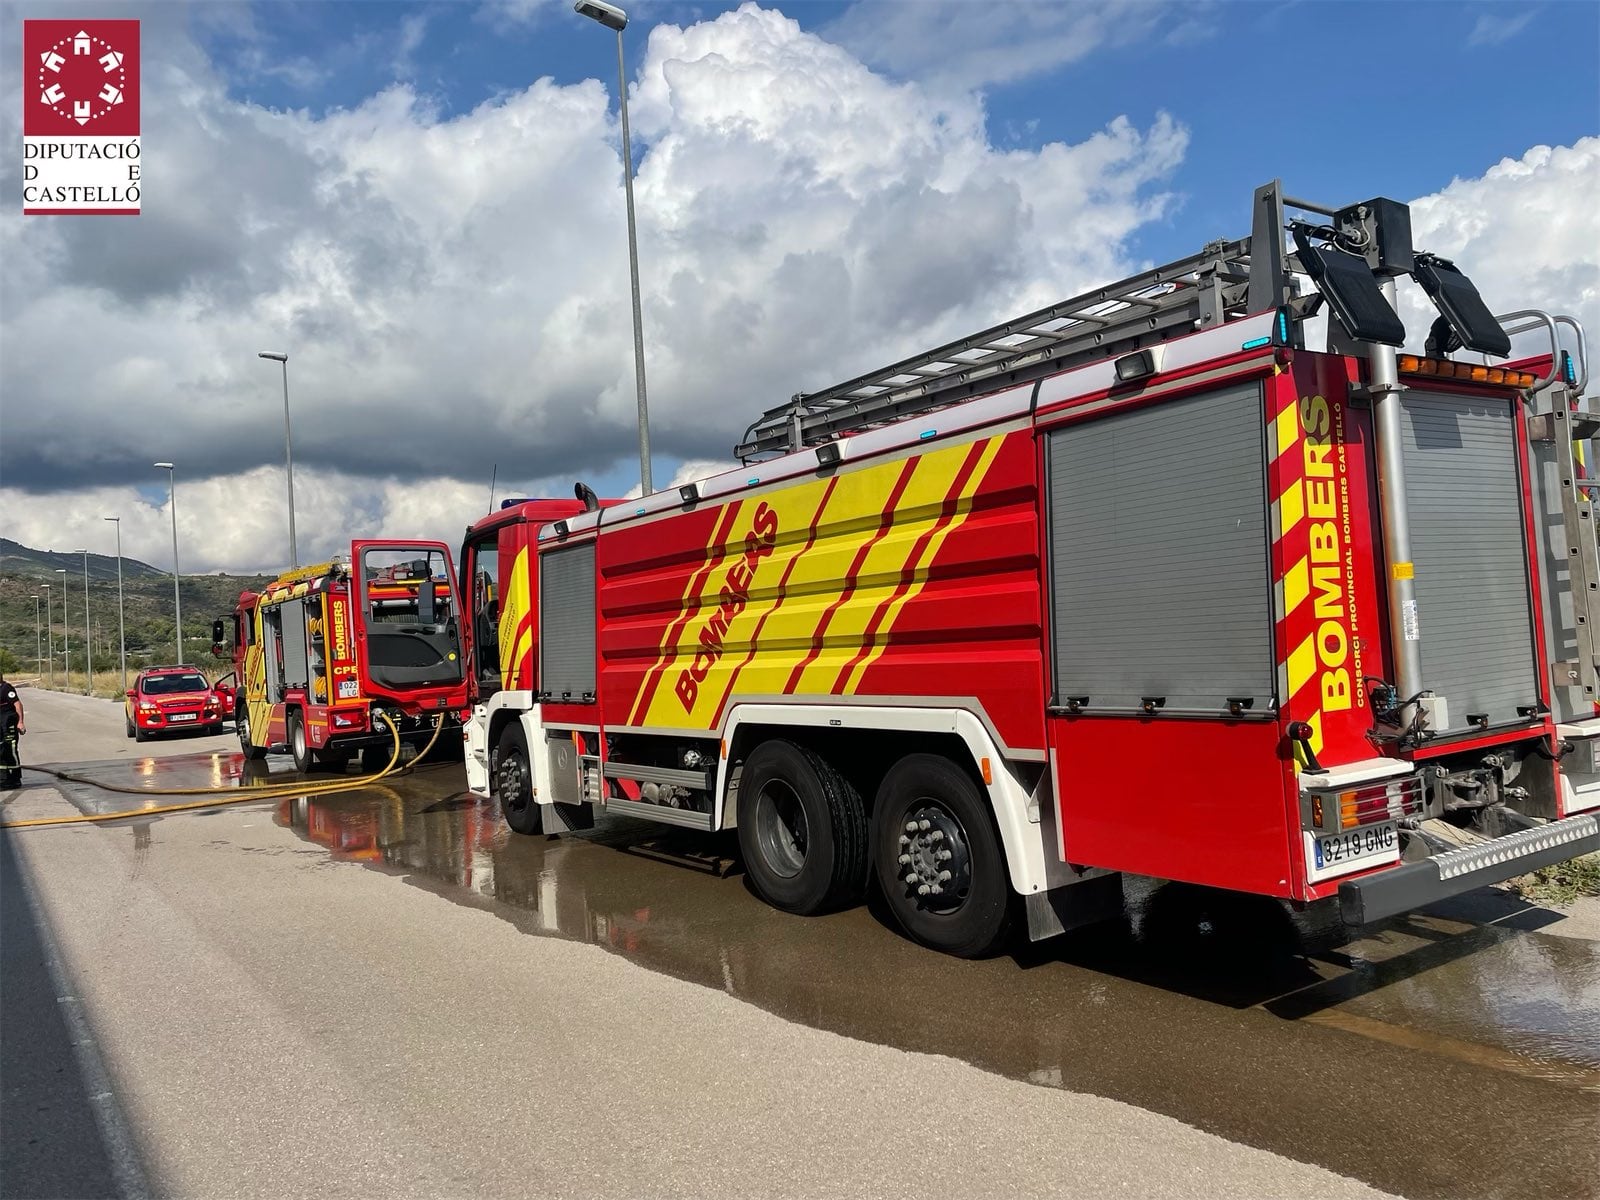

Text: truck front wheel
xmin=493 ymin=725 xmax=543 ymax=836
xmin=736 ymin=739 xmax=867 ymax=916
xmin=237 ymin=706 xmax=268 ymax=760
xmin=872 ymin=753 xmax=1012 ymax=958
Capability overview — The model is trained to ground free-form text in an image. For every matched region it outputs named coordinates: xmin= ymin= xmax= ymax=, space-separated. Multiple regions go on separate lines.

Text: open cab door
xmin=349 ymin=541 xmax=466 ymax=709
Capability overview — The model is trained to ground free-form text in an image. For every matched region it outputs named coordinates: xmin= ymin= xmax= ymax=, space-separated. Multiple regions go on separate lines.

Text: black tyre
xmin=134 ymin=723 xmax=149 ymax=744
xmin=316 ymin=745 xmax=352 ymax=771
xmin=493 ymin=724 xmax=543 ymax=836
xmin=205 ymin=722 xmax=224 ymax=737
xmin=237 ymin=706 xmax=268 ymax=760
xmin=736 ymin=739 xmax=868 ymax=916
xmin=289 ymin=711 xmax=314 ymax=774
xmin=125 ymin=715 xmax=135 ymax=740
xmin=872 ymin=753 xmax=1012 ymax=959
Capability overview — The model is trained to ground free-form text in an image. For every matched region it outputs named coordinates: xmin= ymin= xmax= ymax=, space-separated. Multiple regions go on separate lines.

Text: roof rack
xmin=734 ymin=181 xmax=1317 ymax=461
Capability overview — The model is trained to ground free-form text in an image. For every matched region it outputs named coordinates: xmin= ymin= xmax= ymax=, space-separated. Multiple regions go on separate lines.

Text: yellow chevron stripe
xmin=499 ymin=547 xmax=530 ymax=693
xmin=1283 ymin=556 xmax=1310 ymax=617
xmin=837 ymin=438 xmax=1002 ymax=694
xmin=793 ymin=445 xmax=976 ymax=694
xmin=1274 ymin=403 xmax=1300 ymax=460
xmin=1287 ymin=633 xmax=1317 ymax=700
xmin=640 ymin=440 xmax=991 ymax=727
xmin=1279 ymin=479 xmax=1304 ymax=537
xmin=629 ymin=506 xmax=737 ymax=723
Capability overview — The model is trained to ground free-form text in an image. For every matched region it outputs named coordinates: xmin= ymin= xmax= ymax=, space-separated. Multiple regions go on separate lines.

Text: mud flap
xmin=1339 ymin=813 xmax=1600 ymax=926
xmin=1024 ymin=872 xmax=1124 ymax=941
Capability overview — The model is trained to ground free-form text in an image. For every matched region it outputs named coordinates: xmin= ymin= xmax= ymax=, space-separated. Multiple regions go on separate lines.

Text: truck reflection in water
xmin=268 ymin=778 xmax=1600 ymax=1200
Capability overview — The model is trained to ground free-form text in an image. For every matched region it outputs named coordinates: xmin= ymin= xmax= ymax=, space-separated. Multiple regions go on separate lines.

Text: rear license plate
xmin=1305 ymin=822 xmax=1400 ymax=883
xmin=168 ymin=713 xmax=197 ymax=722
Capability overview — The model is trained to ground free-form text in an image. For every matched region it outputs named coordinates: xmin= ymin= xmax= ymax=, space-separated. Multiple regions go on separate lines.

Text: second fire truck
xmin=217 ymin=540 xmax=467 ymax=772
xmin=459 ymin=180 xmax=1600 ymax=957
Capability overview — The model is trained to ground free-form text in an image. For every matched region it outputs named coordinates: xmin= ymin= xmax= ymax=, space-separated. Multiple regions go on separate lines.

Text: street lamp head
xmin=73 ymin=548 xmax=86 ymax=554
xmin=575 ymin=0 xmax=627 ymax=31
xmin=154 ymin=461 xmax=173 ymax=470
xmin=258 ymin=351 xmax=288 ymax=362
xmin=104 ymin=515 xmax=119 ymax=522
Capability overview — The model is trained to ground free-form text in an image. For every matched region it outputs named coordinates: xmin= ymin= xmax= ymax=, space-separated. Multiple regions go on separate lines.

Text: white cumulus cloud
xmin=1 ymin=2 xmax=1192 ymax=572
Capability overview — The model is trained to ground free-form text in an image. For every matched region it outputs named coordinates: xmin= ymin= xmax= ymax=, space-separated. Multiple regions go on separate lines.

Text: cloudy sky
xmin=1 ymin=0 xmax=1596 ymax=574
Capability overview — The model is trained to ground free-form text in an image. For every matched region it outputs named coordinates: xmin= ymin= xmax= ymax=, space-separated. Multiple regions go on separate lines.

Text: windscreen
xmin=358 ymin=546 xmax=464 ymax=692
xmin=141 ymin=672 xmax=209 ymax=695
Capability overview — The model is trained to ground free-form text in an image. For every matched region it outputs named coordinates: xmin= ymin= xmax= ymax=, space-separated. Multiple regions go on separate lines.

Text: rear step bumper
xmin=1338 ymin=814 xmax=1600 ymax=926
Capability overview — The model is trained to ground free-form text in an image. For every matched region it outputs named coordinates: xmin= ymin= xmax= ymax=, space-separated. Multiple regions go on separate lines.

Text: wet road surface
xmin=36 ymin=750 xmax=1600 ymax=1198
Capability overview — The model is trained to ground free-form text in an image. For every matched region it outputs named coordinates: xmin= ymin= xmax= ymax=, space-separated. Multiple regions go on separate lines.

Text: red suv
xmin=125 ymin=667 xmax=227 ymax=741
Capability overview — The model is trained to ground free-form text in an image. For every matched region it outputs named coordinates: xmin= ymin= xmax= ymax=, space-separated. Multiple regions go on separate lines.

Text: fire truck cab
xmin=217 ymin=540 xmax=467 ymax=772
xmin=460 ymin=181 xmax=1599 ymax=958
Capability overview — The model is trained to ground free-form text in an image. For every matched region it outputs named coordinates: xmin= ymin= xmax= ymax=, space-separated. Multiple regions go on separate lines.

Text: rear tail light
xmin=1306 ymin=774 xmax=1424 ymax=833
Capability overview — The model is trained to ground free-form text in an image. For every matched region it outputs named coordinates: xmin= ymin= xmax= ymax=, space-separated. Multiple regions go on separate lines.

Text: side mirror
xmin=125 ymin=689 xmax=136 ymax=699
xmin=211 ymin=618 xmax=226 ymax=644
xmin=418 ymin=580 xmax=437 ymax=625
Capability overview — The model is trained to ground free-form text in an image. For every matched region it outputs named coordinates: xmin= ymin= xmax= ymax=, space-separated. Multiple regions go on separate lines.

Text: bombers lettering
xmin=1301 ymin=393 xmax=1358 ymax=713
xmin=675 ymin=503 xmax=779 ymax=713
xmin=330 ymin=598 xmax=349 ymax=662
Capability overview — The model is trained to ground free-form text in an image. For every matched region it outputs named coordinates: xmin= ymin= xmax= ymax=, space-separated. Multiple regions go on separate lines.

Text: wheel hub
xmin=498 ymin=755 xmax=525 ymax=811
xmin=895 ymin=803 xmax=970 ymax=911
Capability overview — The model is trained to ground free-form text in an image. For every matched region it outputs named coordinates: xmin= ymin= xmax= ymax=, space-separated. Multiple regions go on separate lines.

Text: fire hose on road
xmin=0 ymin=713 xmax=447 ymax=829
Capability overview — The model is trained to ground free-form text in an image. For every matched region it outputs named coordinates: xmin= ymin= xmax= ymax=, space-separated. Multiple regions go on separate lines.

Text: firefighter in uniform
xmin=0 ymin=670 xmax=25 ymax=789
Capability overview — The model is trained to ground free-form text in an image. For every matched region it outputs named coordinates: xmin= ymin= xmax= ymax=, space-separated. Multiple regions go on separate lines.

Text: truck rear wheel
xmin=872 ymin=753 xmax=1012 ymax=958
xmin=736 ymin=739 xmax=867 ymax=916
xmin=493 ymin=724 xmax=543 ymax=836
xmin=316 ymin=745 xmax=351 ymax=771
xmin=289 ymin=712 xmax=314 ymax=774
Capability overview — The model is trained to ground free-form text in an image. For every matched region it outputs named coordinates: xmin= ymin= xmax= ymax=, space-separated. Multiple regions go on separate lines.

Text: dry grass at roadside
xmin=1506 ymin=851 xmax=1600 ymax=907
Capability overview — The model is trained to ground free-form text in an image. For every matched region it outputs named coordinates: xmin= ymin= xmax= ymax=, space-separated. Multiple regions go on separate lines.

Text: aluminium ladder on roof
xmin=735 ymin=236 xmax=1261 ymax=460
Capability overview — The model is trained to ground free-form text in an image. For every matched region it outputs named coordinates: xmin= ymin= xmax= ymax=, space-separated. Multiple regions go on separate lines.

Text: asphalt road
xmin=3 ymin=686 xmax=1597 ymax=1199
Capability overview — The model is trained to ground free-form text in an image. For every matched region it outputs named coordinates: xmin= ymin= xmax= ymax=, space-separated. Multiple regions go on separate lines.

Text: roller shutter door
xmin=539 ymin=542 xmax=597 ymax=701
xmin=1048 ymin=383 xmax=1274 ymax=715
xmin=1399 ymin=392 xmax=1539 ymax=731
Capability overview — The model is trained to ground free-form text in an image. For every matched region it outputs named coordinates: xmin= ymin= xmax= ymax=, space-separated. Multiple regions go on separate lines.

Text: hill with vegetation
xmin=0 ymin=538 xmax=273 ymax=687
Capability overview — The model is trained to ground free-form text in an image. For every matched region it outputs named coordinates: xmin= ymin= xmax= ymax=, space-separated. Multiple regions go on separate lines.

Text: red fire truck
xmin=216 ymin=540 xmax=467 ymax=773
xmin=459 ymin=181 xmax=1599 ymax=957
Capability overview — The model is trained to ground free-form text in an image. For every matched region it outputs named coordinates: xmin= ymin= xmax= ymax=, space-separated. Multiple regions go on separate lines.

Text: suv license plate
xmin=169 ymin=713 xmax=197 ymax=722
xmin=1305 ymin=822 xmax=1400 ymax=883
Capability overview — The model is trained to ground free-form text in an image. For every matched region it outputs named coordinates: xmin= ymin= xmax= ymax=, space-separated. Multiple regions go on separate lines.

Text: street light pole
xmin=55 ymin=568 xmax=70 ymax=680
xmin=42 ymin=584 xmax=52 ymax=688
xmin=257 ymin=351 xmax=298 ymax=566
xmin=574 ymin=0 xmax=653 ymax=495
xmin=104 ymin=516 xmax=127 ymax=693
xmin=75 ymin=548 xmax=92 ymax=694
xmin=155 ymin=462 xmax=184 ymax=665
xmin=34 ymin=596 xmax=42 ymax=679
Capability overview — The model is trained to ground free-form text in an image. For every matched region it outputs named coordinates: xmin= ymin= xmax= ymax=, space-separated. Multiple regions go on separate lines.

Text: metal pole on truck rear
xmin=1370 ymin=288 xmax=1424 ymax=713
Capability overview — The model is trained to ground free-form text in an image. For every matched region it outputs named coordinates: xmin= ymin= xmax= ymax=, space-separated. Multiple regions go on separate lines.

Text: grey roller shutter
xmin=1399 ymin=392 xmax=1539 ymax=731
xmin=540 ymin=542 xmax=597 ymax=701
xmin=1048 ymin=383 xmax=1273 ymax=714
